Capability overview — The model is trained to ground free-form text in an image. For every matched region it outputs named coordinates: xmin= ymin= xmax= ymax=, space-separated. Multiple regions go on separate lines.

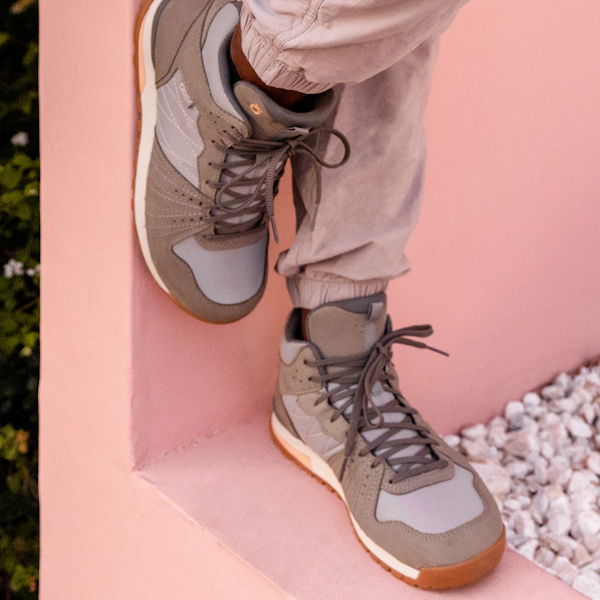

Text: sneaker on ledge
xmin=271 ymin=293 xmax=505 ymax=589
xmin=134 ymin=0 xmax=348 ymax=323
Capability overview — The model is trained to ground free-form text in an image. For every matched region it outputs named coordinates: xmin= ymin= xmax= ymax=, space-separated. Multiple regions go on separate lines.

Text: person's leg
xmin=135 ymin=0 xmax=506 ymax=587
xmin=280 ymin=38 xmax=439 ymax=308
xmin=240 ymin=0 xmax=468 ymax=93
xmin=239 ymin=1 xmax=506 ymax=587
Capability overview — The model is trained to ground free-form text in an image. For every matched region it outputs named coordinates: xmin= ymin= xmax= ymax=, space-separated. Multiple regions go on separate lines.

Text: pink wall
xmin=132 ymin=0 xmax=600 ymax=465
xmin=39 ymin=0 xmax=600 ymax=597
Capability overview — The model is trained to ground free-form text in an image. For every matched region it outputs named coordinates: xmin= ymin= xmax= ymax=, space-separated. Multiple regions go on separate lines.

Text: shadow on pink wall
xmin=131 ymin=1 xmax=600 ymax=467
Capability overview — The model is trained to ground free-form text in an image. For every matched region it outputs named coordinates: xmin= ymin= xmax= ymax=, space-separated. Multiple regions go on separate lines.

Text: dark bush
xmin=0 ymin=0 xmax=40 ymax=597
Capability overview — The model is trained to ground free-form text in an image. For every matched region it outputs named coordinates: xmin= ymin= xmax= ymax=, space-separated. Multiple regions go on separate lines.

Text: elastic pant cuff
xmin=286 ymin=272 xmax=389 ymax=309
xmin=240 ymin=6 xmax=333 ymax=95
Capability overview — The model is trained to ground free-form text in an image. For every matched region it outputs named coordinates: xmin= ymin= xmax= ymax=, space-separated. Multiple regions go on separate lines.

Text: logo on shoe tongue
xmin=249 ymin=103 xmax=263 ymax=116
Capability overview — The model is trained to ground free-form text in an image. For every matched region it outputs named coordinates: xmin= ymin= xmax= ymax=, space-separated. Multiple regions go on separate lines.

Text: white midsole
xmin=270 ymin=413 xmax=421 ymax=581
xmin=134 ymin=0 xmax=170 ymax=293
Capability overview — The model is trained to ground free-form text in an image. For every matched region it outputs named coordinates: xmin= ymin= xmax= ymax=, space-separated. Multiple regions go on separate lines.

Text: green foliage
xmin=0 ymin=0 xmax=40 ymax=597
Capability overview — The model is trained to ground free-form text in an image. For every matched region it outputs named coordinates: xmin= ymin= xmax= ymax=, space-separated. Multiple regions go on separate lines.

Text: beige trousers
xmin=240 ymin=0 xmax=468 ymax=308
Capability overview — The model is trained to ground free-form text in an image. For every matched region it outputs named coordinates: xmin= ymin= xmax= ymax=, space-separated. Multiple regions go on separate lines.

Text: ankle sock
xmin=229 ymin=24 xmax=308 ymax=111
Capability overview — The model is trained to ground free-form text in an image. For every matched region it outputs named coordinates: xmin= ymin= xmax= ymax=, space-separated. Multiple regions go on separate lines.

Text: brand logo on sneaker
xmin=179 ymin=82 xmax=193 ymax=106
xmin=250 ymin=103 xmax=262 ymax=116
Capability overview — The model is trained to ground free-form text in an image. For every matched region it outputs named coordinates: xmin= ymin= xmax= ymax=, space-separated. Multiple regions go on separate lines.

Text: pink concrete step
xmin=141 ymin=414 xmax=581 ymax=599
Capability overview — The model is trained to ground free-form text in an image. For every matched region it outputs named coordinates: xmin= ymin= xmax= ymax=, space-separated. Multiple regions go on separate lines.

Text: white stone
xmin=581 ymin=560 xmax=600 ymax=576
xmin=555 ymin=372 xmax=574 ymax=392
xmin=547 ymin=422 xmax=569 ymax=451
xmin=540 ymin=441 xmax=554 ymax=459
xmin=542 ymin=385 xmax=566 ymax=400
xmin=535 ymin=546 xmax=556 ymax=568
xmin=587 ymin=453 xmax=600 ymax=475
xmin=462 ymin=438 xmax=493 ymax=462
xmin=539 ymin=532 xmax=560 ymax=553
xmin=568 ymin=470 xmax=599 ymax=495
xmin=529 ymin=503 xmax=544 ymax=525
xmin=525 ymin=474 xmax=541 ymax=494
xmin=523 ymin=391 xmax=542 ymax=409
xmin=574 ymin=544 xmax=593 ymax=568
xmin=506 ymin=529 xmax=528 ymax=548
xmin=547 ymin=514 xmax=572 ymax=538
xmin=489 ymin=416 xmax=508 ymax=429
xmin=554 ymin=397 xmax=579 ymax=414
xmin=533 ymin=491 xmax=550 ymax=517
xmin=546 ymin=484 xmax=566 ymax=502
xmin=583 ymin=402 xmax=596 ymax=425
xmin=578 ymin=511 xmax=600 ymax=537
xmin=553 ymin=556 xmax=579 ymax=585
xmin=535 ymin=465 xmax=549 ymax=485
xmin=573 ymin=386 xmax=595 ymax=405
xmin=487 ymin=425 xmax=508 ymax=449
xmin=507 ymin=460 xmax=530 ymax=478
xmin=547 ymin=495 xmax=572 ymax=537
xmin=565 ymin=443 xmax=593 ymax=470
xmin=511 ymin=510 xmax=537 ymax=539
xmin=517 ymin=538 xmax=538 ymax=561
xmin=442 ymin=434 xmax=460 ymax=449
xmin=461 ymin=423 xmax=487 ymax=440
xmin=569 ymin=416 xmax=594 ymax=439
xmin=503 ymin=498 xmax=521 ymax=512
xmin=518 ymin=494 xmax=531 ymax=508
xmin=505 ymin=401 xmax=525 ymax=420
xmin=570 ymin=489 xmax=598 ymax=514
xmin=547 ymin=465 xmax=572 ymax=487
xmin=573 ymin=573 xmax=600 ymax=600
xmin=471 ymin=461 xmax=511 ymax=496
xmin=584 ymin=535 xmax=600 ymax=554
xmin=505 ymin=429 xmax=539 ymax=458
xmin=541 ymin=412 xmax=561 ymax=427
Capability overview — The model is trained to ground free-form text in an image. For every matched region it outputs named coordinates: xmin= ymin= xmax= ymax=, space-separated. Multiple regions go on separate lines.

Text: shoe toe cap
xmin=173 ymin=234 xmax=267 ymax=305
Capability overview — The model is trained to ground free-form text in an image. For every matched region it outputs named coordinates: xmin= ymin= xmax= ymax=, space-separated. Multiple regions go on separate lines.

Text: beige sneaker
xmin=134 ymin=0 xmax=347 ymax=323
xmin=271 ymin=293 xmax=505 ymax=589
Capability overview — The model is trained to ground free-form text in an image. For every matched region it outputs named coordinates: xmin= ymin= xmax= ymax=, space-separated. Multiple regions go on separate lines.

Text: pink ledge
xmin=141 ymin=414 xmax=580 ymax=599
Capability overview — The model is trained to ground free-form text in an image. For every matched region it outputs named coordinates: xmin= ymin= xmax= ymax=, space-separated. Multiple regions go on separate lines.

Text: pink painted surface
xmin=143 ymin=414 xmax=578 ymax=600
xmin=39 ymin=0 xmax=598 ymax=597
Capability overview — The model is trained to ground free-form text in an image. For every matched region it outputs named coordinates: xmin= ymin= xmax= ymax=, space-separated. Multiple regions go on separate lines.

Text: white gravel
xmin=446 ymin=362 xmax=600 ymax=598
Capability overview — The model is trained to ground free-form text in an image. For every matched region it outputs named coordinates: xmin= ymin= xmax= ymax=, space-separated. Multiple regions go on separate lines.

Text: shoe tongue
xmin=233 ymin=81 xmax=335 ymax=141
xmin=306 ymin=293 xmax=388 ymax=359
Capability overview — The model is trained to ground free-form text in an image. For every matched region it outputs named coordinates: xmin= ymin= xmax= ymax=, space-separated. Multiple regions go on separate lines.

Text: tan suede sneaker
xmin=134 ymin=0 xmax=348 ymax=323
xmin=271 ymin=293 xmax=505 ymax=589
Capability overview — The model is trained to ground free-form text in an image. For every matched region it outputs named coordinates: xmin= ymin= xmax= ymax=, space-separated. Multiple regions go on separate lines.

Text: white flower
xmin=3 ymin=259 xmax=24 ymax=278
xmin=25 ymin=264 xmax=40 ymax=277
xmin=10 ymin=132 xmax=29 ymax=146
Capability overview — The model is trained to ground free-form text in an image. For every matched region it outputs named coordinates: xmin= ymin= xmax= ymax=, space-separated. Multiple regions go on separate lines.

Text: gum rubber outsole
xmin=269 ymin=419 xmax=506 ymax=590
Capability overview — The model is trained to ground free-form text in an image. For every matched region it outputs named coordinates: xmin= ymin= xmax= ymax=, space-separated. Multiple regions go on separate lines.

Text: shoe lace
xmin=204 ymin=129 xmax=350 ymax=243
xmin=306 ymin=325 xmax=450 ymax=483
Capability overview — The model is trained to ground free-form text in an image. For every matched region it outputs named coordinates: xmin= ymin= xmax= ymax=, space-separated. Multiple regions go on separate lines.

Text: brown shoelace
xmin=204 ymin=129 xmax=350 ymax=242
xmin=306 ymin=325 xmax=449 ymax=483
